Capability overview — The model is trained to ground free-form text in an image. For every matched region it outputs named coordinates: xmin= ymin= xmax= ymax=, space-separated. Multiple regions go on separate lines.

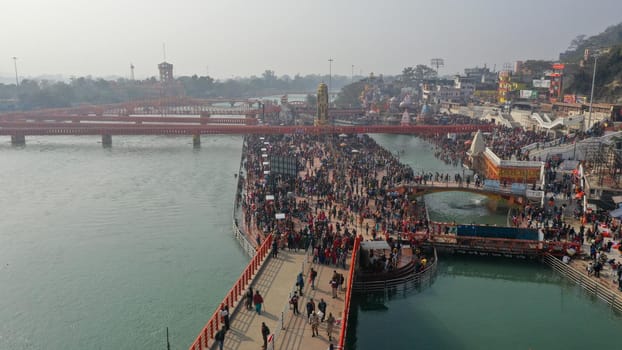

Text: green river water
xmin=0 ymin=134 xmax=620 ymax=350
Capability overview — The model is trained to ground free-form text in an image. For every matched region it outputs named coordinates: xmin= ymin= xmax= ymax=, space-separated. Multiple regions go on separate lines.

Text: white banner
xmin=526 ymin=189 xmax=544 ymax=198
xmin=533 ymin=79 xmax=551 ymax=88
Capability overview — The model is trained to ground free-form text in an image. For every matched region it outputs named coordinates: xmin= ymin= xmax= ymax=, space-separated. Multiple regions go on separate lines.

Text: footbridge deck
xmin=189 ymin=229 xmax=360 ymax=350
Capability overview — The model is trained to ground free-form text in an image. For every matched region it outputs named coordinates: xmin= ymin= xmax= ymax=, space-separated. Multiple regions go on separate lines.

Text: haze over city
xmin=2 ymin=0 xmax=622 ymax=80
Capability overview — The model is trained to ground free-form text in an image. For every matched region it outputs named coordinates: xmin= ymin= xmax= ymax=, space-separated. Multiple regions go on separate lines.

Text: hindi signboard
xmin=520 ymin=90 xmax=537 ymax=99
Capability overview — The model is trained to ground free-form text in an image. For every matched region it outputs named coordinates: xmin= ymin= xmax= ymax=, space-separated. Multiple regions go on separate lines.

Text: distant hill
xmin=559 ymin=23 xmax=622 ymax=103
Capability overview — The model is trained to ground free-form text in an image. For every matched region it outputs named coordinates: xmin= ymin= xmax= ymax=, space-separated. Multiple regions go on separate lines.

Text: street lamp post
xmin=587 ymin=55 xmax=598 ymax=132
xmin=328 ymin=58 xmax=334 ymax=96
xmin=12 ymin=56 xmax=19 ymax=87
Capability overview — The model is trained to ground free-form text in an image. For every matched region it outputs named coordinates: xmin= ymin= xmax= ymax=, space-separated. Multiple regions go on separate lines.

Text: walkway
xmin=220 ymin=249 xmax=304 ymax=350
xmin=275 ymin=260 xmax=347 ymax=350
xmin=218 ymin=248 xmax=347 ymax=350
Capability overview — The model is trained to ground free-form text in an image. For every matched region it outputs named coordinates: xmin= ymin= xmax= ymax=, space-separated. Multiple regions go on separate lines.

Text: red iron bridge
xmin=0 ymin=99 xmax=493 ymax=145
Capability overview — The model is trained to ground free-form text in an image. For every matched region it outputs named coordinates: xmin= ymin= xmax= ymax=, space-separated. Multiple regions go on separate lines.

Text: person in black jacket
xmin=261 ymin=322 xmax=270 ymax=349
xmin=305 ymin=298 xmax=315 ymax=321
xmin=214 ymin=326 xmax=226 ymax=350
xmin=317 ymin=298 xmax=327 ymax=322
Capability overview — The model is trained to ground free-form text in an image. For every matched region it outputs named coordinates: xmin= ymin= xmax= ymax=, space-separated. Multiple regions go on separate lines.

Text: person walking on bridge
xmin=272 ymin=237 xmax=279 ymax=258
xmin=326 ymin=312 xmax=336 ymax=341
xmin=310 ymin=311 xmax=320 ymax=337
xmin=318 ymin=298 xmax=327 ymax=322
xmin=290 ymin=292 xmax=300 ymax=315
xmin=261 ymin=322 xmax=270 ymax=349
xmin=220 ymin=304 xmax=230 ymax=330
xmin=214 ymin=326 xmax=226 ymax=350
xmin=306 ymin=298 xmax=315 ymax=322
xmin=296 ymin=272 xmax=305 ymax=296
xmin=309 ymin=267 xmax=317 ymax=290
xmin=253 ymin=290 xmax=264 ymax=315
xmin=245 ymin=287 xmax=254 ymax=310
xmin=330 ymin=277 xmax=338 ymax=298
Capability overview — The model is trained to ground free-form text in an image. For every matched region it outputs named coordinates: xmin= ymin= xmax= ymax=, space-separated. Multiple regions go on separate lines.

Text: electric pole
xmin=12 ymin=57 xmax=19 ymax=86
xmin=328 ymin=58 xmax=334 ymax=93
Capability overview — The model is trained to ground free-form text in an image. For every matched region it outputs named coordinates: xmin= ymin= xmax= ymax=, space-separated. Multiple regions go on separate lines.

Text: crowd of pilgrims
xmin=237 ymin=118 xmax=616 ymax=275
xmin=239 ymin=133 xmax=433 ymax=269
xmin=423 ymin=118 xmax=609 ymax=168
xmin=238 ymin=128 xmax=580 ymax=249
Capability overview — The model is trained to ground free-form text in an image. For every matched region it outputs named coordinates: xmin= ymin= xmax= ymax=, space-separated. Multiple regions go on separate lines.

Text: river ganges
xmin=0 ymin=135 xmax=248 ymax=350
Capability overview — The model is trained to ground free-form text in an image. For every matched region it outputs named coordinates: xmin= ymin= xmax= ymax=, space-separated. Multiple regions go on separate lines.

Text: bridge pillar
xmin=102 ymin=134 xmax=112 ymax=147
xmin=11 ymin=134 xmax=25 ymax=145
xmin=192 ymin=134 xmax=201 ymax=148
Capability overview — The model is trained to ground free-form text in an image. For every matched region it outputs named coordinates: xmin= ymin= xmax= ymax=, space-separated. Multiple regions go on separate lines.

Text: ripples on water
xmin=0 ymin=136 xmax=248 ymax=350
xmin=351 ymin=255 xmax=622 ymax=349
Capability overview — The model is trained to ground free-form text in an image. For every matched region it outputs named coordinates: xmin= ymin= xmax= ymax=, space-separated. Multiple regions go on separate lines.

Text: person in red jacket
xmin=253 ymin=290 xmax=264 ymax=315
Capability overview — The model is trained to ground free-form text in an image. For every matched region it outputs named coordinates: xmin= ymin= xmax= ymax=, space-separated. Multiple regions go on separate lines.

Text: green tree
xmin=401 ymin=67 xmax=415 ymax=85
xmin=334 ymin=81 xmax=365 ymax=108
xmin=413 ymin=64 xmax=437 ymax=81
xmin=567 ymin=34 xmax=587 ymax=51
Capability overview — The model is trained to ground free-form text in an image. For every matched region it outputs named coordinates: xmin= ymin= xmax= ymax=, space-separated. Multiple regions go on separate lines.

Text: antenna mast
xmin=430 ymin=58 xmax=444 ymax=76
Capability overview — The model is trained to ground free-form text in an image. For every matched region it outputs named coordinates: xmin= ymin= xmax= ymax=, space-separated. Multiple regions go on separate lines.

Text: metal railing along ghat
xmin=232 ymin=219 xmax=256 ymax=258
xmin=188 ymin=233 xmax=273 ymax=350
xmin=232 ymin=137 xmax=256 ymax=258
xmin=543 ymin=253 xmax=622 ymax=313
xmin=337 ymin=235 xmax=362 ymax=350
xmin=353 ymin=248 xmax=438 ymax=294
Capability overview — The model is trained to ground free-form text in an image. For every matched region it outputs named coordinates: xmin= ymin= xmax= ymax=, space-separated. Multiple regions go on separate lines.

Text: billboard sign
xmin=520 ymin=90 xmax=537 ymax=99
xmin=533 ymin=79 xmax=551 ymax=88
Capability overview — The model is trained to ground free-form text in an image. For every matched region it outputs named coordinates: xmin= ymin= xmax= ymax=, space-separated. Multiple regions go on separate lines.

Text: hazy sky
xmin=2 ymin=0 xmax=622 ymax=80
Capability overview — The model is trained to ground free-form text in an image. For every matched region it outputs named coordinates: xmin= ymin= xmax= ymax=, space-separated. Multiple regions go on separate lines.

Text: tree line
xmin=0 ymin=70 xmax=356 ymax=111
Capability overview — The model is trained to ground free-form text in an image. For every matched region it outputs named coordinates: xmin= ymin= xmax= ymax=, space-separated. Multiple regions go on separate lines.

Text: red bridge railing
xmin=0 ymin=123 xmax=494 ymax=137
xmin=337 ymin=235 xmax=361 ymax=350
xmin=188 ymin=233 xmax=273 ymax=350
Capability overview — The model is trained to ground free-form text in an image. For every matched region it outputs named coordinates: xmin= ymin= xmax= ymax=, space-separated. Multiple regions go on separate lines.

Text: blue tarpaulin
xmin=610 ymin=207 xmax=622 ymax=218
